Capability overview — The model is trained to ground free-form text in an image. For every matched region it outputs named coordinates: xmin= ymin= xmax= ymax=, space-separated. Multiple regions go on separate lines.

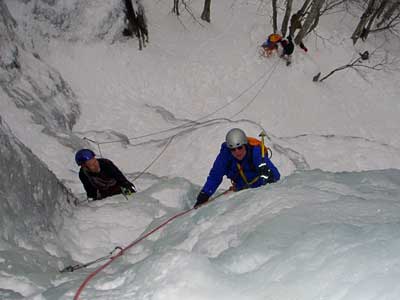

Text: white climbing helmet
xmin=225 ymin=128 xmax=248 ymax=149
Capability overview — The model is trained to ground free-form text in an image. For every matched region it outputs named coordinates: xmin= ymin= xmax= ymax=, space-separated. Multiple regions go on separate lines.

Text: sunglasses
xmin=230 ymin=145 xmax=244 ymax=152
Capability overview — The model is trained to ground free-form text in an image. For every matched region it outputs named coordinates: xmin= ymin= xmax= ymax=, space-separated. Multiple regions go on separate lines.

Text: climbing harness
xmin=236 ymin=163 xmax=260 ymax=188
xmin=234 ymin=131 xmax=271 ymax=187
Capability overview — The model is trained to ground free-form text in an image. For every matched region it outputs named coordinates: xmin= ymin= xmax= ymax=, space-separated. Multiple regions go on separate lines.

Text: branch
xmin=181 ymin=0 xmax=205 ymax=27
xmin=318 ymin=57 xmax=361 ymax=82
xmin=320 ymin=0 xmax=346 ymax=15
xmin=370 ymin=13 xmax=400 ymax=33
xmin=314 ymin=46 xmax=394 ymax=82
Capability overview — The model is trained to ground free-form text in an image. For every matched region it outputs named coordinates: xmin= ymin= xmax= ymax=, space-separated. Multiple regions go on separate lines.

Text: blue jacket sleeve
xmin=201 ymin=144 xmax=230 ymax=196
xmin=252 ymin=146 xmax=280 ymax=182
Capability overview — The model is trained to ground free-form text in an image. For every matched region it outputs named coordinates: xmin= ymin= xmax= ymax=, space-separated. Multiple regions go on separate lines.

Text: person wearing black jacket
xmin=75 ymin=149 xmax=136 ymax=200
xmin=279 ymin=36 xmax=295 ymax=66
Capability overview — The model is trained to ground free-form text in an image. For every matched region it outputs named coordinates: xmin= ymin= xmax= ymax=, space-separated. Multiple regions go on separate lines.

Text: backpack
xmin=247 ymin=137 xmax=270 ymax=158
xmin=268 ymin=34 xmax=282 ymax=43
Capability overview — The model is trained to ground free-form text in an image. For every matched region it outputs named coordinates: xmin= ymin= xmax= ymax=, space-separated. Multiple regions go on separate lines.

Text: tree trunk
xmin=289 ymin=0 xmax=312 ymax=40
xmin=377 ymin=1 xmax=400 ymax=27
xmin=137 ymin=3 xmax=149 ymax=44
xmin=272 ymin=0 xmax=278 ymax=33
xmin=124 ymin=0 xmax=137 ymax=31
xmin=297 ymin=0 xmax=313 ymax=17
xmin=201 ymin=0 xmax=211 ymax=23
xmin=281 ymin=0 xmax=293 ymax=37
xmin=295 ymin=0 xmax=325 ymax=45
xmin=123 ymin=0 xmax=148 ymax=50
xmin=172 ymin=0 xmax=180 ymax=16
xmin=350 ymin=0 xmax=377 ymax=45
xmin=362 ymin=0 xmax=389 ymax=40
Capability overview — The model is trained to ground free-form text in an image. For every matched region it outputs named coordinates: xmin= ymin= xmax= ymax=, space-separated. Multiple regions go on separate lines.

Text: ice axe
xmin=258 ymin=130 xmax=270 ymax=181
xmin=259 ymin=130 xmax=267 ymax=159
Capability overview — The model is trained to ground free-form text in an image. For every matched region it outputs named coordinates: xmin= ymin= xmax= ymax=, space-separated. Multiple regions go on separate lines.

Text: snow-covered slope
xmin=0 ymin=116 xmax=77 ymax=298
xmin=46 ymin=169 xmax=400 ymax=300
xmin=0 ymin=0 xmax=400 ymax=299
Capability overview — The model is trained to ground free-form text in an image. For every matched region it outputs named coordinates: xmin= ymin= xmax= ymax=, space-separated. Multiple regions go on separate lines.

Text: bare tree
xmin=201 ymin=0 xmax=211 ymax=22
xmin=320 ymin=0 xmax=346 ymax=15
xmin=280 ymin=0 xmax=342 ymax=43
xmin=288 ymin=0 xmax=313 ymax=39
xmin=350 ymin=0 xmax=400 ymax=44
xmin=297 ymin=0 xmax=313 ymax=17
xmin=272 ymin=0 xmax=278 ymax=33
xmin=289 ymin=11 xmax=303 ymax=38
xmin=123 ymin=0 xmax=148 ymax=50
xmin=281 ymin=0 xmax=293 ymax=37
xmin=172 ymin=0 xmax=180 ymax=16
xmin=376 ymin=0 xmax=400 ymax=28
xmin=171 ymin=0 xmax=205 ymax=26
xmin=351 ymin=0 xmax=378 ymax=44
xmin=360 ymin=0 xmax=389 ymax=40
xmin=295 ymin=0 xmax=326 ymax=45
xmin=136 ymin=3 xmax=149 ymax=46
xmin=313 ymin=49 xmax=393 ymax=82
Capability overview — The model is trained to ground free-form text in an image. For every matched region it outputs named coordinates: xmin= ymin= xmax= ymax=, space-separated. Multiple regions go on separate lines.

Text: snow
xmin=1 ymin=0 xmax=400 ymax=299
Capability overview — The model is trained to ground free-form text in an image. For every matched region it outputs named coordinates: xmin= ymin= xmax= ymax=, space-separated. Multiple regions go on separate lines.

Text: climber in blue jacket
xmin=194 ymin=128 xmax=280 ymax=208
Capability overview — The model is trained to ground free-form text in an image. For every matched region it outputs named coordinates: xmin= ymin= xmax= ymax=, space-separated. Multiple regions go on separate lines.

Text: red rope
xmin=73 ymin=189 xmax=231 ymax=300
xmin=73 ymin=208 xmax=194 ymax=300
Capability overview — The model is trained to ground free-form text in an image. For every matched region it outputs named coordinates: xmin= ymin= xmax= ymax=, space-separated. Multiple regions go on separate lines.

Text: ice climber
xmin=75 ymin=149 xmax=136 ymax=200
xmin=194 ymin=128 xmax=280 ymax=208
